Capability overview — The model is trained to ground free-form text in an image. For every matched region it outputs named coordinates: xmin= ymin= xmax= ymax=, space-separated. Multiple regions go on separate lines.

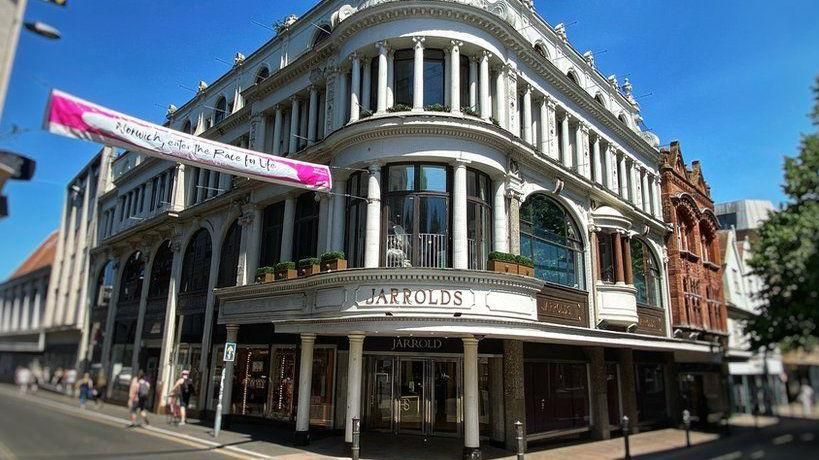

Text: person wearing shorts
xmin=127 ymin=370 xmax=150 ymax=427
xmin=171 ymin=370 xmax=192 ymax=425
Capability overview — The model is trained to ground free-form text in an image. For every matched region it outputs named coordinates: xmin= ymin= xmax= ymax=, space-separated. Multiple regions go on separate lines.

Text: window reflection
xmin=520 ymin=195 xmax=584 ymax=289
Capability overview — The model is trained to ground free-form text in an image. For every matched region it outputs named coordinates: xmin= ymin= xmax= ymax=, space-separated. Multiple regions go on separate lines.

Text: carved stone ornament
xmin=554 ymin=23 xmax=568 ymax=43
xmin=233 ymin=52 xmax=246 ymax=66
xmin=197 ymin=81 xmax=208 ymax=93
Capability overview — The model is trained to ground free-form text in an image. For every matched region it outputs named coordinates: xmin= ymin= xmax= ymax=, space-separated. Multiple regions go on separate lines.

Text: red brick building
xmin=660 ymin=141 xmax=726 ymax=339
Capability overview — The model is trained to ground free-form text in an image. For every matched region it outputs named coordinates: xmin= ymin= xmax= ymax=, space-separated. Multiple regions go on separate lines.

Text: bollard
xmin=514 ymin=420 xmax=525 ymax=460
xmin=351 ymin=416 xmax=361 ymax=460
xmin=682 ymin=409 xmax=691 ymax=448
xmin=621 ymin=415 xmax=631 ymax=460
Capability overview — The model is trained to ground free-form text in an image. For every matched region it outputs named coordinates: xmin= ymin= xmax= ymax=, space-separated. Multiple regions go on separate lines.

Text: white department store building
xmin=88 ymin=1 xmax=722 ymax=456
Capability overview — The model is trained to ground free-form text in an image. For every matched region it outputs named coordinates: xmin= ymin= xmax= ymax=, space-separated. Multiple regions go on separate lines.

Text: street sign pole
xmin=213 ymin=367 xmax=225 ymax=438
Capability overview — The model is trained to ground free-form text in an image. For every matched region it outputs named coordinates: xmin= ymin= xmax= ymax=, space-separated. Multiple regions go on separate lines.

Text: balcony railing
xmin=385 ymin=233 xmax=447 ymax=268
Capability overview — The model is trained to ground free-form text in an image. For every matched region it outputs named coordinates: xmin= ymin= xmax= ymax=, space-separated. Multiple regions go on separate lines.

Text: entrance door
xmin=396 ymin=358 xmax=461 ymax=436
xmin=365 ymin=357 xmax=394 ymax=431
xmin=398 ymin=359 xmax=426 ymax=433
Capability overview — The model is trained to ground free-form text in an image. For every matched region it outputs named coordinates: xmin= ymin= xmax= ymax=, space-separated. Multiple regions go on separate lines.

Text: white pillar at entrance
xmin=331 ymin=178 xmax=347 ymax=252
xmin=376 ymin=41 xmax=389 ymax=114
xmin=468 ymin=56 xmax=478 ymax=110
xmin=463 ymin=336 xmax=481 ymax=456
xmin=450 ymin=41 xmax=462 ymax=114
xmin=307 ymin=87 xmax=319 ymax=145
xmin=492 ymin=177 xmax=508 ymax=253
xmin=522 ymin=85 xmax=533 ymax=144
xmin=479 ymin=52 xmax=491 ymax=120
xmin=349 ymin=52 xmax=361 ymax=122
xmin=288 ymin=97 xmax=301 ymax=154
xmin=361 ymin=58 xmax=372 ymax=112
xmin=280 ymin=196 xmax=296 ymax=262
xmin=592 ymin=135 xmax=602 ymax=185
xmin=452 ymin=160 xmax=469 ymax=269
xmin=295 ymin=333 xmax=316 ymax=444
xmin=560 ymin=113 xmax=571 ymax=169
xmin=363 ymin=165 xmax=381 ymax=268
xmin=221 ymin=324 xmax=239 ymax=415
xmin=412 ymin=36 xmax=425 ymax=111
xmin=345 ymin=334 xmax=365 ymax=443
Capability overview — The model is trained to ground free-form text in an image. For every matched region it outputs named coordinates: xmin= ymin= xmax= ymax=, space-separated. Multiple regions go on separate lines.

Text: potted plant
xmin=297 ymin=257 xmax=321 ymax=277
xmin=320 ymin=251 xmax=347 ymax=272
xmin=256 ymin=266 xmax=276 ymax=283
xmin=425 ymin=103 xmax=450 ymax=112
xmin=462 ymin=106 xmax=479 ymax=117
xmin=516 ymin=255 xmax=535 ymax=277
xmin=387 ymin=103 xmax=412 ymax=113
xmin=274 ymin=261 xmax=297 ymax=280
xmin=488 ymin=251 xmax=518 ymax=274
xmin=360 ymin=109 xmax=373 ymax=119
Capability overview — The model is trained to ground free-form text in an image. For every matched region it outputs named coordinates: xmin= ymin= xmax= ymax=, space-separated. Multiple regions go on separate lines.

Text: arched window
xmin=618 ymin=113 xmax=629 ymax=126
xmin=180 ymin=229 xmax=212 ymax=294
xmin=346 ymin=171 xmax=368 ymax=268
xmin=217 ymin=220 xmax=241 ymax=287
xmin=259 ymin=202 xmax=284 ymax=268
xmin=567 ymin=70 xmax=579 ymax=85
xmin=394 ymin=48 xmax=445 ymax=107
xmin=118 ymin=251 xmax=145 ymax=305
xmin=89 ymin=260 xmax=115 ymax=366
xmin=182 ymin=119 xmax=192 ymax=134
xmin=520 ymin=195 xmax=584 ymax=289
xmin=293 ymin=193 xmax=319 ymax=261
xmin=631 ymin=239 xmax=661 ymax=307
xmin=699 ymin=221 xmax=717 ymax=263
xmin=534 ymin=42 xmax=548 ymax=59
xmin=214 ymin=96 xmax=227 ymax=124
xmin=594 ymin=94 xmax=606 ymax=107
xmin=311 ymin=24 xmax=331 ymax=47
xmin=148 ymin=241 xmax=173 ymax=299
xmin=467 ymin=169 xmax=492 ymax=270
xmin=255 ymin=66 xmax=270 ymax=84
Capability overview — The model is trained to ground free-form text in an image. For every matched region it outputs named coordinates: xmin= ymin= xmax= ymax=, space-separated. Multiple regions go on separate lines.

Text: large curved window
xmin=383 ymin=164 xmax=449 ymax=268
xmin=293 ymin=193 xmax=319 ymax=261
xmin=346 ymin=171 xmax=368 ymax=268
xmin=394 ymin=49 xmax=446 ymax=107
xmin=217 ymin=220 xmax=241 ymax=287
xmin=118 ymin=251 xmax=145 ymax=305
xmin=467 ymin=169 xmax=492 ymax=270
xmin=180 ymin=229 xmax=212 ymax=294
xmin=520 ymin=195 xmax=584 ymax=289
xmin=259 ymin=202 xmax=284 ymax=268
xmin=148 ymin=241 xmax=173 ymax=299
xmin=631 ymin=239 xmax=661 ymax=307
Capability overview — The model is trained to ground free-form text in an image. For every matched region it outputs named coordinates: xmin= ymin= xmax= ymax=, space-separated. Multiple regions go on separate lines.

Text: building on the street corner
xmin=0 ymin=231 xmax=56 ymax=381
xmin=39 ymin=147 xmax=113 ymax=376
xmin=715 ymin=199 xmax=788 ymax=414
xmin=658 ymin=141 xmax=729 ymax=427
xmin=88 ymin=1 xmax=727 ymax=455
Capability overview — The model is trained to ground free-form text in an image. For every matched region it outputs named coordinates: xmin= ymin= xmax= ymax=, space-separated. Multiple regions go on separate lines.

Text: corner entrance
xmin=364 ymin=356 xmax=461 ymax=436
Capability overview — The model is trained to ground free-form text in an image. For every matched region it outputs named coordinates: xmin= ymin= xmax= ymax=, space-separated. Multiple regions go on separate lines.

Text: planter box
xmin=298 ymin=264 xmax=321 ymax=277
xmin=488 ymin=260 xmax=518 ymax=274
xmin=275 ymin=269 xmax=297 ymax=281
xmin=256 ymin=272 xmax=276 ymax=283
xmin=321 ymin=258 xmax=347 ymax=272
xmin=518 ymin=265 xmax=534 ymax=277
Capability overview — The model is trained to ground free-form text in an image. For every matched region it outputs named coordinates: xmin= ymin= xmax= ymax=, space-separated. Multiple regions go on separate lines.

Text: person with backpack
xmin=171 ymin=370 xmax=193 ymax=425
xmin=128 ymin=370 xmax=150 ymax=427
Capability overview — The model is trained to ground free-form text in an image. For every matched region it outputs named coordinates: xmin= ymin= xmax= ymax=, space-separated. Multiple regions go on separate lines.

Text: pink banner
xmin=44 ymin=89 xmax=332 ymax=192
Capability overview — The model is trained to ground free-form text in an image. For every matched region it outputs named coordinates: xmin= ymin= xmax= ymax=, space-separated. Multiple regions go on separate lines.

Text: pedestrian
xmin=798 ymin=380 xmax=814 ymax=418
xmin=15 ymin=366 xmax=30 ymax=394
xmin=128 ymin=370 xmax=151 ymax=427
xmin=93 ymin=373 xmax=107 ymax=408
xmin=77 ymin=372 xmax=93 ymax=409
xmin=65 ymin=368 xmax=77 ymax=397
xmin=171 ymin=370 xmax=193 ymax=426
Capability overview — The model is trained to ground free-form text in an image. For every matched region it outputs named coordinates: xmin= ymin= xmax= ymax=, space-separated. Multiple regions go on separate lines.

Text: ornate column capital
xmin=376 ymin=40 xmax=390 ymax=53
xmin=368 ymin=163 xmax=381 ymax=175
xmin=411 ymin=36 xmax=424 ymax=49
xmin=449 ymin=40 xmax=464 ymax=51
xmin=480 ymin=50 xmax=492 ymax=61
xmin=349 ymin=51 xmax=361 ymax=62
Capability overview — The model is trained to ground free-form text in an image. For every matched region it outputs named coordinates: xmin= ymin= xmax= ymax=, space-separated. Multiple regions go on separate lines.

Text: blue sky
xmin=1 ymin=0 xmax=818 ymax=279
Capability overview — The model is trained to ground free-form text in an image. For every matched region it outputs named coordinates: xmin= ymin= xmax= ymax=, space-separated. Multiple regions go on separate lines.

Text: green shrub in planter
xmin=256 ymin=266 xmax=276 ymax=282
xmin=274 ymin=261 xmax=297 ymax=280
xmin=320 ymin=251 xmax=346 ymax=262
xmin=320 ymin=251 xmax=347 ymax=271
xmin=387 ymin=104 xmax=412 ymax=113
xmin=361 ymin=109 xmax=373 ymax=119
xmin=490 ymin=117 xmax=501 ymax=127
xmin=488 ymin=251 xmax=517 ymax=263
xmin=298 ymin=257 xmax=320 ymax=268
xmin=425 ymin=103 xmax=450 ymax=112
xmin=275 ymin=261 xmax=296 ymax=271
xmin=515 ymin=255 xmax=534 ymax=268
xmin=462 ymin=107 xmax=479 ymax=117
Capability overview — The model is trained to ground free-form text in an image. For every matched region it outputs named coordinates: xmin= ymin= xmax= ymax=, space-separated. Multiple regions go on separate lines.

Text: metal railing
xmin=384 ymin=233 xmax=447 ymax=268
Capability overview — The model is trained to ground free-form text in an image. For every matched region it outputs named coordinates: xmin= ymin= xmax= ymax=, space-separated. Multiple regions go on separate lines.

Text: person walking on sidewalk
xmin=171 ymin=370 xmax=193 ymax=425
xmin=128 ymin=370 xmax=151 ymax=427
xmin=76 ymin=372 xmax=93 ymax=409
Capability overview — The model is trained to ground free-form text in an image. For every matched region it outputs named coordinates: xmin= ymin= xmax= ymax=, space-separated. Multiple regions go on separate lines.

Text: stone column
xmin=288 ymin=97 xmax=301 ymax=153
xmin=349 ymin=53 xmax=361 ymax=122
xmin=271 ymin=106 xmax=283 ymax=155
xmin=503 ymin=340 xmax=526 ymax=451
xmin=171 ymin=164 xmax=187 ymax=211
xmin=452 ymin=161 xmax=469 ymax=269
xmin=450 ymin=41 xmax=462 ymax=114
xmin=479 ymin=52 xmax=491 ymax=120
xmin=522 ymin=85 xmax=533 ymax=144
xmin=585 ymin=347 xmax=611 ymax=440
xmin=508 ymin=192 xmax=522 ymax=255
xmin=641 ymin=169 xmax=650 ymax=213
xmin=538 ymin=98 xmax=549 ymax=155
xmin=345 ymin=334 xmax=365 ymax=443
xmin=295 ymin=333 xmax=316 ymax=445
xmin=412 ymin=37 xmax=425 ymax=111
xmin=130 ymin=250 xmax=154 ymax=375
xmin=653 ymin=177 xmax=663 ymax=219
xmin=613 ymin=232 xmax=625 ymax=284
xmin=198 ymin=233 xmax=222 ymax=409
xmin=337 ymin=67 xmax=348 ymax=126
xmin=494 ymin=65 xmax=506 ymax=129
xmin=387 ymin=50 xmax=395 ymax=108
xmin=623 ymin=234 xmax=634 ymax=285
xmin=361 ymin=58 xmax=372 ymax=112
xmin=237 ymin=209 xmax=256 ymax=285
xmin=618 ymin=154 xmax=629 ymax=198
xmin=605 ymin=146 xmax=616 ymax=192
xmin=376 ymin=41 xmax=389 ymax=113
xmin=249 ymin=113 xmax=268 ymax=153
xmin=463 ymin=337 xmax=481 ymax=458
xmin=331 ymin=178 xmax=347 ymax=252
xmin=364 ymin=165 xmax=382 ymax=268
xmin=308 ymin=87 xmax=319 ymax=145
xmin=560 ymin=113 xmax=571 ymax=169
xmin=468 ymin=56 xmax=478 ymax=110
xmin=631 ymin=163 xmax=642 ymax=209
xmin=618 ymin=349 xmax=640 ymax=433
xmin=592 ymin=135 xmax=602 ymax=185
xmin=156 ymin=241 xmax=183 ymax=411
xmin=575 ymin=122 xmax=587 ymax=176
xmin=221 ymin=324 xmax=239 ymax=416
xmin=324 ymin=66 xmax=337 ymax=133
xmin=492 ymin=178 xmax=508 ymax=253
xmin=280 ymin=196 xmax=296 ymax=262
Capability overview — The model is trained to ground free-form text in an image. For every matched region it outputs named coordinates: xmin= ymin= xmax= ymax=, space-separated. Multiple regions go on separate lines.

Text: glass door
xmin=431 ymin=360 xmax=459 ymax=435
xmin=365 ymin=357 xmax=394 ymax=431
xmin=398 ymin=359 xmax=426 ymax=433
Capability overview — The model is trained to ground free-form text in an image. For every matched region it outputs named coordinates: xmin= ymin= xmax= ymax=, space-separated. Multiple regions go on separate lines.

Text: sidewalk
xmin=1 ymin=384 xmax=805 ymax=460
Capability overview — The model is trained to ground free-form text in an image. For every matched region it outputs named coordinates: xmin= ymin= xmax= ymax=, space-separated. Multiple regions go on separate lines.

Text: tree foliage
xmin=746 ymin=78 xmax=819 ymax=350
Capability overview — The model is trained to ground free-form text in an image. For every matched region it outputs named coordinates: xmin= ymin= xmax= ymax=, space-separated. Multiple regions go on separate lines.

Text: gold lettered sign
xmin=356 ymin=287 xmax=467 ymax=308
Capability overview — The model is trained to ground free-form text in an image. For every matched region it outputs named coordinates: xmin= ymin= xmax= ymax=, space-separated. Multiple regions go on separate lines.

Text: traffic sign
xmin=223 ymin=342 xmax=236 ymax=362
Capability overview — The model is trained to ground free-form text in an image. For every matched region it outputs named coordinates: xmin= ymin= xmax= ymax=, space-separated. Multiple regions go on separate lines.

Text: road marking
xmin=801 ymin=432 xmax=815 ymax=442
xmin=772 ymin=434 xmax=793 ymax=445
xmin=749 ymin=450 xmax=765 ymax=459
xmin=710 ymin=451 xmax=742 ymax=460
xmin=0 ymin=438 xmax=17 ymax=460
xmin=0 ymin=386 xmax=269 ymax=460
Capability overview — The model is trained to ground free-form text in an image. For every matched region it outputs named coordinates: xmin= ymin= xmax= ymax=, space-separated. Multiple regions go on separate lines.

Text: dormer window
xmin=567 ymin=70 xmax=579 ymax=85
xmin=214 ymin=96 xmax=227 ymax=124
xmin=534 ymin=42 xmax=548 ymax=59
xmin=311 ymin=24 xmax=331 ymax=47
xmin=255 ymin=67 xmax=270 ymax=84
xmin=594 ymin=94 xmax=605 ymax=107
